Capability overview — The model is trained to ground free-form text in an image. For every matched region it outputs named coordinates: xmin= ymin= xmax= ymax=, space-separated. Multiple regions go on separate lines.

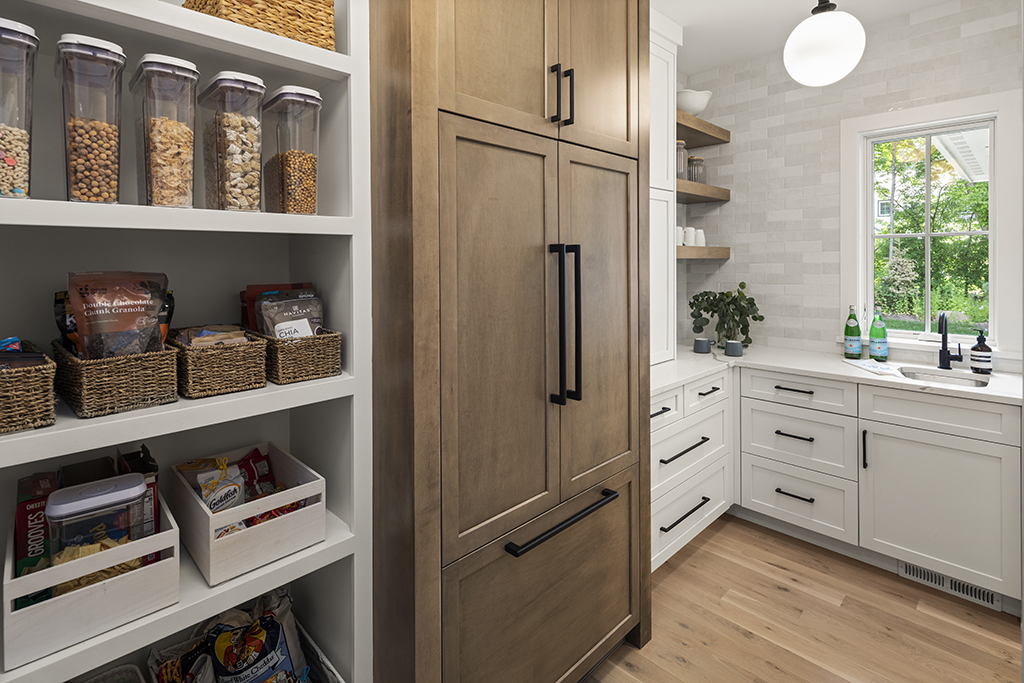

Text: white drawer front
xmin=684 ymin=370 xmax=729 ymax=416
xmin=742 ymin=398 xmax=859 ymax=480
xmin=652 ymin=455 xmax=730 ymax=571
xmin=650 ymin=385 xmax=685 ymax=432
xmin=652 ymin=403 xmax=727 ymax=500
xmin=859 ymin=385 xmax=1022 ymax=446
xmin=741 ymin=368 xmax=857 ymax=416
xmin=741 ymin=453 xmax=858 ymax=545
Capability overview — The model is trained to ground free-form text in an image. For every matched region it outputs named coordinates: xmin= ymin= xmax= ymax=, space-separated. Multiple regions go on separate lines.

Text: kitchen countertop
xmin=652 ymin=344 xmax=1023 ymax=406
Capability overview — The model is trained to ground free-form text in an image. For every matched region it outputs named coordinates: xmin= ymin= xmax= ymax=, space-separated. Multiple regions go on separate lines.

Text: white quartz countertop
xmin=652 ymin=344 xmax=1023 ymax=406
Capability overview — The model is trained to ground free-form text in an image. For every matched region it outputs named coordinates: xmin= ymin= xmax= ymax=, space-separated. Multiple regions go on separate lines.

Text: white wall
xmin=681 ymin=0 xmax=1023 ymax=353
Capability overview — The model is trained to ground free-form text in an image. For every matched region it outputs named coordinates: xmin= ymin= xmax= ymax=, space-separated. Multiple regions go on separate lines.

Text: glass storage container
xmin=675 ymin=140 xmax=686 ymax=180
xmin=45 ymin=473 xmax=146 ymax=550
xmin=57 ymin=34 xmax=126 ymax=203
xmin=129 ymin=54 xmax=199 ymax=208
xmin=263 ymin=85 xmax=322 ymax=215
xmin=199 ymin=71 xmax=265 ymax=211
xmin=0 ymin=18 xmax=37 ymax=199
xmin=687 ymin=156 xmax=705 ymax=185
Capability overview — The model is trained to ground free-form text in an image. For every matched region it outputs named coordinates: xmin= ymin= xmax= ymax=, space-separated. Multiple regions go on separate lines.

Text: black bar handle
xmin=862 ymin=429 xmax=868 ymax=469
xmin=505 ymin=488 xmax=619 ymax=557
xmin=774 ymin=385 xmax=814 ymax=395
xmin=660 ymin=497 xmax=711 ymax=533
xmin=775 ymin=487 xmax=815 ymax=504
xmin=567 ymin=244 xmax=582 ymax=402
xmin=660 ymin=436 xmax=710 ymax=465
xmin=550 ymin=63 xmax=562 ymax=122
xmin=775 ymin=429 xmax=815 ymax=443
xmin=564 ymin=68 xmax=575 ymax=125
xmin=550 ymin=244 xmax=567 ymax=405
xmin=698 ymin=386 xmax=720 ymax=398
xmin=650 ymin=406 xmax=671 ymax=419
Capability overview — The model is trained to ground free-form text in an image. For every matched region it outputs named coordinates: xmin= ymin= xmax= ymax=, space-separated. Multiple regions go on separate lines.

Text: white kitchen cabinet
xmin=652 ymin=401 xmax=727 ymax=500
xmin=652 ymin=454 xmax=730 ymax=571
xmin=649 ymin=188 xmax=676 ymax=365
xmin=860 ymin=420 xmax=1021 ymax=599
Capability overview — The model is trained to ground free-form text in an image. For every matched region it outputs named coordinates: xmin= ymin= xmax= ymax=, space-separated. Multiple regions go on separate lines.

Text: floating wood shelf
xmin=676 ymin=178 xmax=730 ymax=205
xmin=677 ymin=246 xmax=731 ymax=260
xmin=676 ymin=110 xmax=730 ymax=148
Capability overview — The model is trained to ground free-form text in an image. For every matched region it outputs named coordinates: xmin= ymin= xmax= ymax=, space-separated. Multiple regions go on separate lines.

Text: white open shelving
xmin=0 ymin=0 xmax=371 ymax=681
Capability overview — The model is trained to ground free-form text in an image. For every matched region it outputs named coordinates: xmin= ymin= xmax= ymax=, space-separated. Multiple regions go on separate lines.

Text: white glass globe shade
xmin=784 ymin=10 xmax=866 ymax=87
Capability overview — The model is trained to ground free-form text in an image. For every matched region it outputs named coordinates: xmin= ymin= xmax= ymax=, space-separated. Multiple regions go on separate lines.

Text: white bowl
xmin=677 ymin=89 xmax=712 ymax=117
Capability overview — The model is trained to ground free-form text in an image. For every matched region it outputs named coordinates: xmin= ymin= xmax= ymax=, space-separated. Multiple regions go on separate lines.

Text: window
xmin=868 ymin=122 xmax=992 ymax=339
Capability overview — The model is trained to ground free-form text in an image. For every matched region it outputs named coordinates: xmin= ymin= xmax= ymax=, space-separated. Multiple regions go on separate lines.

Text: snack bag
xmin=68 ymin=271 xmax=168 ymax=359
xmin=238 ymin=447 xmax=276 ymax=498
xmin=206 ymin=615 xmax=297 ymax=683
xmin=197 ymin=459 xmax=245 ymax=513
xmin=150 ymin=635 xmax=212 ymax=683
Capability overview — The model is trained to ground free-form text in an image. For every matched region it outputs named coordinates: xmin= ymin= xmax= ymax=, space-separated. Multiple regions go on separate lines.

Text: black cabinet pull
xmin=862 ymin=429 xmax=868 ymax=469
xmin=549 ymin=244 xmax=567 ymax=405
xmin=550 ymin=63 xmax=562 ymax=122
xmin=564 ymin=67 xmax=575 ymax=126
xmin=660 ymin=496 xmax=711 ymax=533
xmin=660 ymin=436 xmax=710 ymax=465
xmin=567 ymin=244 xmax=582 ymax=402
xmin=775 ymin=487 xmax=814 ymax=504
xmin=650 ymin=406 xmax=671 ymax=419
xmin=774 ymin=429 xmax=815 ymax=443
xmin=698 ymin=386 xmax=720 ymax=398
xmin=505 ymin=488 xmax=619 ymax=557
xmin=774 ymin=384 xmax=814 ymax=395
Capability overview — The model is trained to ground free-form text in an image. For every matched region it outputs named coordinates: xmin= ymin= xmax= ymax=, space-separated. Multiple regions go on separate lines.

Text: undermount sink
xmin=897 ymin=366 xmax=991 ymax=388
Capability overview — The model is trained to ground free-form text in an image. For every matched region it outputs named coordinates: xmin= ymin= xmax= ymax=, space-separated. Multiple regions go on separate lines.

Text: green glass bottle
xmin=869 ymin=305 xmax=888 ymax=362
xmin=844 ymin=305 xmax=861 ymax=359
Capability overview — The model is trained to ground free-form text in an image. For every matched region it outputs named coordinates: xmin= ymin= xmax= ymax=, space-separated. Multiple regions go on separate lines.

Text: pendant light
xmin=784 ymin=0 xmax=866 ymax=87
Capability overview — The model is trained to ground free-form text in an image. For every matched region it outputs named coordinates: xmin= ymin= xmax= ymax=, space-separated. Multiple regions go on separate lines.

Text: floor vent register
xmin=898 ymin=561 xmax=1002 ymax=609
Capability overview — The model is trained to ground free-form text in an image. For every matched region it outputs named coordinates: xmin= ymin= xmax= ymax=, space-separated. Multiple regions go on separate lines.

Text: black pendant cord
xmin=811 ymin=0 xmax=838 ymax=14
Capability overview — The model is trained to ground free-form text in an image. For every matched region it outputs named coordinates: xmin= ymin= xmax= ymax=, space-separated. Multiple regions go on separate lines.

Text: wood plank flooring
xmin=592 ymin=515 xmax=1021 ymax=683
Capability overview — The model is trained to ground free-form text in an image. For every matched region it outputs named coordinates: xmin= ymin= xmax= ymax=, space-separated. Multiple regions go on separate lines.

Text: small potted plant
xmin=689 ymin=282 xmax=765 ymax=348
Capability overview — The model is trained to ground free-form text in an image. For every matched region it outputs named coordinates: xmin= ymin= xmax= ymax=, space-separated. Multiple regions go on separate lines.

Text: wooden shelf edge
xmin=675 ymin=110 xmax=730 ymax=148
xmin=677 ymin=246 xmax=731 ymax=260
xmin=676 ymin=179 xmax=730 ymax=205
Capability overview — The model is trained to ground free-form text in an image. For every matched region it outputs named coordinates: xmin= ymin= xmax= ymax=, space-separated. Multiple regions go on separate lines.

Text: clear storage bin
xmin=263 ymin=85 xmax=322 ymax=214
xmin=0 ymin=18 xmax=37 ymax=199
xmin=45 ymin=473 xmax=146 ymax=550
xmin=199 ymin=71 xmax=265 ymax=211
xmin=57 ymin=34 xmax=126 ymax=204
xmin=129 ymin=54 xmax=199 ymax=208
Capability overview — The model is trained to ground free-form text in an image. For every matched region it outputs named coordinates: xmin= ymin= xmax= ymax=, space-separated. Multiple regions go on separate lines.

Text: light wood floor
xmin=592 ymin=515 xmax=1022 ymax=683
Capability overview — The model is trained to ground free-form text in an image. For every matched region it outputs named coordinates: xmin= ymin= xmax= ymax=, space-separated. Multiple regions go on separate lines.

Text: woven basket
xmin=249 ymin=329 xmax=342 ymax=385
xmin=167 ymin=332 xmax=268 ymax=399
xmin=51 ymin=341 xmax=178 ymax=418
xmin=182 ymin=0 xmax=335 ymax=51
xmin=84 ymin=664 xmax=146 ymax=683
xmin=0 ymin=341 xmax=56 ymax=435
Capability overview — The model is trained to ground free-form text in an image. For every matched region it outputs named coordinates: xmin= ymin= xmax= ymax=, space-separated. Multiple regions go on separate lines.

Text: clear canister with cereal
xmin=263 ymin=85 xmax=322 ymax=215
xmin=129 ymin=54 xmax=199 ymax=208
xmin=198 ymin=71 xmax=265 ymax=211
xmin=56 ymin=34 xmax=126 ymax=204
xmin=0 ymin=18 xmax=38 ymax=199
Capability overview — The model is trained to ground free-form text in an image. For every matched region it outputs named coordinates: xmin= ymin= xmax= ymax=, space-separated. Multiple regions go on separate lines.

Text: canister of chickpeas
xmin=130 ymin=54 xmax=199 ymax=208
xmin=263 ymin=85 xmax=322 ymax=215
xmin=0 ymin=18 xmax=38 ymax=198
xmin=56 ymin=34 xmax=126 ymax=204
xmin=198 ymin=71 xmax=265 ymax=211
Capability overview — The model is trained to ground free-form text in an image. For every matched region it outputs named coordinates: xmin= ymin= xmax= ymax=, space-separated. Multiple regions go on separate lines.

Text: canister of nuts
xmin=263 ymin=85 xmax=322 ymax=215
xmin=56 ymin=34 xmax=126 ymax=204
xmin=198 ymin=71 xmax=266 ymax=211
xmin=129 ymin=54 xmax=199 ymax=208
xmin=0 ymin=18 xmax=37 ymax=199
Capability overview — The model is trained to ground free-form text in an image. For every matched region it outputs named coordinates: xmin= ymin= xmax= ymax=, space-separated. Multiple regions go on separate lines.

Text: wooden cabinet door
xmin=439 ymin=114 xmax=561 ymax=565
xmin=557 ymin=0 xmax=639 ymax=158
xmin=558 ymin=143 xmax=639 ymax=500
xmin=442 ymin=466 xmax=639 ymax=683
xmin=438 ymin=0 xmax=559 ymax=138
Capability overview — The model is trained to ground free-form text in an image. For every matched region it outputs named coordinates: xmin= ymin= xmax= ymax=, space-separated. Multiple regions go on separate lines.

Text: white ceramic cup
xmin=683 ymin=227 xmax=696 ymax=246
xmin=695 ymin=229 xmax=706 ymax=247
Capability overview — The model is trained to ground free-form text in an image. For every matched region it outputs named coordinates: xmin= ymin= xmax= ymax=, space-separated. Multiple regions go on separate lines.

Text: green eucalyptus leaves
xmin=689 ymin=282 xmax=765 ymax=348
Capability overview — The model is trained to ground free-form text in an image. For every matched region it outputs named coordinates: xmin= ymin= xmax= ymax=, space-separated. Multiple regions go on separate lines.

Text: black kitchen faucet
xmin=937 ymin=313 xmax=963 ymax=370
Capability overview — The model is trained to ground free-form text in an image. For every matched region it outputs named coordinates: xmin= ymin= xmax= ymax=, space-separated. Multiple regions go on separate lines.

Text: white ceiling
xmin=653 ymin=0 xmax=950 ymax=77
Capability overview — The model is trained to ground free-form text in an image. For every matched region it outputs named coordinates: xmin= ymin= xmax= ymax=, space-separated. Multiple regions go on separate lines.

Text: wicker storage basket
xmin=183 ymin=0 xmax=335 ymax=51
xmin=167 ymin=332 xmax=267 ymax=399
xmin=83 ymin=664 xmax=147 ymax=683
xmin=51 ymin=341 xmax=178 ymax=418
xmin=0 ymin=341 xmax=56 ymax=435
xmin=250 ymin=329 xmax=342 ymax=385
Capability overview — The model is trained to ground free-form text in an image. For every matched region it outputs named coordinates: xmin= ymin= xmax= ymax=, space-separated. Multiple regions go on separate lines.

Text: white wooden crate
xmin=3 ymin=497 xmax=180 ymax=672
xmin=163 ymin=442 xmax=326 ymax=586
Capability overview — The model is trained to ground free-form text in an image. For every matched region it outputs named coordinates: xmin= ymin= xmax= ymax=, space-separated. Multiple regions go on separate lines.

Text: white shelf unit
xmin=0 ymin=1 xmax=371 ymax=682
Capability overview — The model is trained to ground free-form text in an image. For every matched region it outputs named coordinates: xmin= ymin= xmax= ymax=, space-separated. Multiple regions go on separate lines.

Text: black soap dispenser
xmin=970 ymin=329 xmax=992 ymax=375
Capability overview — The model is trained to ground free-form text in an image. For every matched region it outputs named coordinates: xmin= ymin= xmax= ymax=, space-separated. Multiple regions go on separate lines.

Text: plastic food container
xmin=675 ymin=140 xmax=686 ymax=180
xmin=129 ymin=54 xmax=199 ymax=207
xmin=199 ymin=71 xmax=265 ymax=211
xmin=57 ymin=34 xmax=126 ymax=204
xmin=263 ymin=85 xmax=322 ymax=214
xmin=45 ymin=473 xmax=146 ymax=550
xmin=687 ymin=156 xmax=705 ymax=184
xmin=0 ymin=18 xmax=38 ymax=198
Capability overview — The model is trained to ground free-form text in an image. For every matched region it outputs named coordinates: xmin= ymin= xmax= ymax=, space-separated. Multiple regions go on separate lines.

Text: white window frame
xmin=877 ymin=200 xmax=891 ymax=217
xmin=840 ymin=92 xmax=1023 ymax=358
